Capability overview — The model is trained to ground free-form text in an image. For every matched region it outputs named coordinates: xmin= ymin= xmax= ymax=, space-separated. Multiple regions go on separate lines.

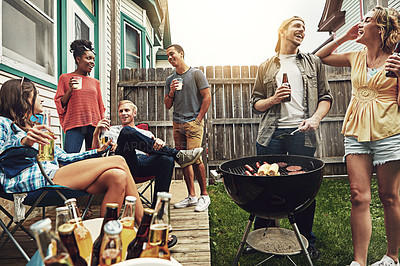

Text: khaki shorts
xmin=173 ymin=119 xmax=204 ymax=164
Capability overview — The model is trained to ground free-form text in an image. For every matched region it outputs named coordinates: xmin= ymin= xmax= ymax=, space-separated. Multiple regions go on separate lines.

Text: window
xmin=1 ymin=0 xmax=55 ymax=77
xmin=80 ymin=0 xmax=95 ymax=15
xmin=125 ymin=23 xmax=141 ymax=69
xmin=75 ymin=14 xmax=90 ymax=40
xmin=146 ymin=38 xmax=152 ymax=68
xmin=363 ymin=0 xmax=388 ymax=16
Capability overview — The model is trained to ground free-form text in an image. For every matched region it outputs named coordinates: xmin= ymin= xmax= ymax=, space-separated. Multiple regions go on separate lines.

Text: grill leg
xmin=288 ymin=213 xmax=313 ymax=266
xmin=232 ymin=213 xmax=255 ymax=266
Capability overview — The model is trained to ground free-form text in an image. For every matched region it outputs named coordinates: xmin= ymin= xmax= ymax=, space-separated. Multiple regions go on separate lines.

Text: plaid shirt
xmin=0 ymin=116 xmax=99 ymax=193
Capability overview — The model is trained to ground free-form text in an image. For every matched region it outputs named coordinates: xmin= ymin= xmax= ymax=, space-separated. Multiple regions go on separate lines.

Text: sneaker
xmin=307 ymin=246 xmax=320 ymax=260
xmin=194 ymin=195 xmax=210 ymax=212
xmin=173 ymin=196 xmax=198 ymax=209
xmin=371 ymin=255 xmax=400 ymax=266
xmin=349 ymin=262 xmax=361 ymax=266
xmin=175 ymin=147 xmax=203 ymax=168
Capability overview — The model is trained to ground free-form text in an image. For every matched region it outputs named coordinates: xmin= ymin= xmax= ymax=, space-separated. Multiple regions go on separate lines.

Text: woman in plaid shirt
xmin=0 ymin=78 xmax=143 ymax=222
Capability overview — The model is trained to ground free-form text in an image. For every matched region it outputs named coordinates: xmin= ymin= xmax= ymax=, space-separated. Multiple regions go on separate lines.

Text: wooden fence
xmin=118 ymin=65 xmax=352 ymax=177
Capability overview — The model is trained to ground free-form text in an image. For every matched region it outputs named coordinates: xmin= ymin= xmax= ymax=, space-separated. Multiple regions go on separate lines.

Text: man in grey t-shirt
xmin=165 ymin=44 xmax=212 ymax=212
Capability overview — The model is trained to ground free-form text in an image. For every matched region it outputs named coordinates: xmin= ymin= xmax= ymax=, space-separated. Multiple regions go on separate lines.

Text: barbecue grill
xmin=219 ymin=154 xmax=325 ymax=266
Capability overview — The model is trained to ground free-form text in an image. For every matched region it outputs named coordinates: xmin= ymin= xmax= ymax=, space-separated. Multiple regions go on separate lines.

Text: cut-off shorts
xmin=344 ymin=133 xmax=400 ymax=166
xmin=173 ymin=119 xmax=204 ymax=164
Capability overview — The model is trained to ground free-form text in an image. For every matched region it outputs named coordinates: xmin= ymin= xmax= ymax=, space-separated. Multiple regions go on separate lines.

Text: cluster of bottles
xmin=30 ymin=192 xmax=172 ymax=265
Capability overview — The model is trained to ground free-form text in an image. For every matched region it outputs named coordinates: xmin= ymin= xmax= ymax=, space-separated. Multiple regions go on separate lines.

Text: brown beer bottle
xmin=58 ymin=223 xmax=87 ymax=266
xmin=126 ymin=208 xmax=154 ymax=259
xmin=282 ymin=73 xmax=291 ymax=102
xmin=91 ymin=203 xmax=119 ymax=266
xmin=386 ymin=41 xmax=400 ymax=77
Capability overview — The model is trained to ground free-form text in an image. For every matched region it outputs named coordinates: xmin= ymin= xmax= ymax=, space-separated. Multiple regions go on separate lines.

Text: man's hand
xmin=273 ymin=84 xmax=291 ymax=104
xmin=152 ymin=137 xmax=165 ymax=151
xmin=385 ymin=54 xmax=400 ymax=78
xmin=21 ymin=125 xmax=56 ymax=146
xmin=299 ymin=115 xmax=322 ymax=132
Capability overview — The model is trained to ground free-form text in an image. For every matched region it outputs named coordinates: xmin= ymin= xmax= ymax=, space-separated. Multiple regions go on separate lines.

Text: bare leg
xmin=53 ymin=156 xmax=143 ymax=222
xmin=182 ymin=165 xmax=196 ymax=197
xmin=192 ymin=162 xmax=208 ymax=196
xmin=376 ymin=160 xmax=400 ymax=263
xmin=347 ymin=154 xmax=373 ymax=266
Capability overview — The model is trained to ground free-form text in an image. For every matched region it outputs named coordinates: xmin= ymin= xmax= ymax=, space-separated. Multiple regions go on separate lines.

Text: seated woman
xmin=0 ymin=78 xmax=143 ymax=223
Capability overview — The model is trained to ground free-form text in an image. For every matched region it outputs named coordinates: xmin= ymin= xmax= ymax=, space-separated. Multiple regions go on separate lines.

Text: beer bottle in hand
xmin=119 ymin=196 xmax=137 ymax=260
xmin=126 ymin=208 xmax=154 ymax=259
xmin=58 ymin=223 xmax=87 ymax=266
xmin=386 ymin=41 xmax=400 ymax=78
xmin=91 ymin=203 xmax=119 ymax=266
xmin=282 ymin=73 xmax=291 ymax=102
xmin=140 ymin=192 xmax=172 ymax=260
xmin=30 ymin=218 xmax=73 ymax=266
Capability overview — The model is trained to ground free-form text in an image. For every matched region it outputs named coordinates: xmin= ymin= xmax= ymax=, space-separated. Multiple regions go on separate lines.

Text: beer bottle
xmin=140 ymin=192 xmax=172 ymax=260
xmin=119 ymin=196 xmax=137 ymax=260
xmin=30 ymin=218 xmax=73 ymax=266
xmin=65 ymin=198 xmax=93 ymax=264
xmin=58 ymin=223 xmax=87 ymax=266
xmin=91 ymin=203 xmax=119 ymax=266
xmin=281 ymin=73 xmax=291 ymax=102
xmin=55 ymin=206 xmax=70 ymax=235
xmin=386 ymin=41 xmax=400 ymax=77
xmin=126 ymin=208 xmax=154 ymax=259
xmin=99 ymin=220 xmax=123 ymax=266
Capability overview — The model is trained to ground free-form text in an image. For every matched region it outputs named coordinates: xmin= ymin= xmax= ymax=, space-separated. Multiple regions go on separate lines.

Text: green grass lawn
xmin=208 ymin=178 xmax=387 ymax=266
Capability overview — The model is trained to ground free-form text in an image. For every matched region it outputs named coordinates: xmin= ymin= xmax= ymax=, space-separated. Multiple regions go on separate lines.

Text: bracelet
xmin=167 ymin=94 xmax=174 ymax=100
xmin=334 ymin=39 xmax=341 ymax=46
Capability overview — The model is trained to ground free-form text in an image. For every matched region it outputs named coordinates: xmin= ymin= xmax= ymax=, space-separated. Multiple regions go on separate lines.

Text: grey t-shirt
xmin=165 ymin=67 xmax=209 ymax=123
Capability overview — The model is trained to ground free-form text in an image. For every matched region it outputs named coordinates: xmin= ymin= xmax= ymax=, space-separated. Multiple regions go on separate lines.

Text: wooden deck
xmin=0 ymin=180 xmax=211 ymax=266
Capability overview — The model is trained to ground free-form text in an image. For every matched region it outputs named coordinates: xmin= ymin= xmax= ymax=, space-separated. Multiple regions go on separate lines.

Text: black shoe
xmin=243 ymin=245 xmax=258 ymax=254
xmin=307 ymin=246 xmax=320 ymax=260
xmin=168 ymin=235 xmax=178 ymax=249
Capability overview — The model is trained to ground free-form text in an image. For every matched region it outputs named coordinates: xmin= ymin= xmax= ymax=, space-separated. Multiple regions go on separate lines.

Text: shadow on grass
xmin=208 ymin=178 xmax=386 ymax=266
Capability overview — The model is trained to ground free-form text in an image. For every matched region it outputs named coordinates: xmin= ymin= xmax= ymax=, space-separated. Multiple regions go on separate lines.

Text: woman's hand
xmin=69 ymin=77 xmax=80 ymax=90
xmin=21 ymin=125 xmax=56 ymax=146
xmin=344 ymin=23 xmax=360 ymax=41
xmin=385 ymin=54 xmax=400 ymax=77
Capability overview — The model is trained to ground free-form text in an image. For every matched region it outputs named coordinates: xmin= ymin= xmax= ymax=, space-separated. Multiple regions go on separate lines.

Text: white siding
xmin=121 ymin=0 xmax=144 ymax=23
xmin=389 ymin=0 xmax=400 ymax=12
xmin=337 ymin=0 xmax=364 ymax=53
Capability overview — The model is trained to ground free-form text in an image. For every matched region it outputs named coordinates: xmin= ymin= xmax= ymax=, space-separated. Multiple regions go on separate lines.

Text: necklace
xmin=367 ymin=52 xmax=386 ymax=72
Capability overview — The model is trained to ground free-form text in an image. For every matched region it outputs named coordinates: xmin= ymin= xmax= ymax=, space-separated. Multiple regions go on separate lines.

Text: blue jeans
xmin=116 ymin=127 xmax=177 ymax=208
xmin=64 ymin=126 xmax=95 ymax=153
xmin=255 ymin=128 xmax=317 ymax=247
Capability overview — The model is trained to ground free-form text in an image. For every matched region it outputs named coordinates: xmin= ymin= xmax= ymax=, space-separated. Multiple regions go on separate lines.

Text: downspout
xmin=110 ymin=0 xmax=118 ymax=123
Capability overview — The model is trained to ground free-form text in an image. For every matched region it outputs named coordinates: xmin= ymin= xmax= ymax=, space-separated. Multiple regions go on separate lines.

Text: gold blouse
xmin=342 ymin=50 xmax=400 ymax=141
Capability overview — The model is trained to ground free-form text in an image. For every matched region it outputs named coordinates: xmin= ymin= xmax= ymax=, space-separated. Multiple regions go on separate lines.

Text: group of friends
xmin=1 ymin=4 xmax=400 ymax=266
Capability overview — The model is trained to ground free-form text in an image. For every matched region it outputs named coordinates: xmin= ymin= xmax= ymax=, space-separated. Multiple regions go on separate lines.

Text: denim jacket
xmin=251 ymin=51 xmax=333 ymax=148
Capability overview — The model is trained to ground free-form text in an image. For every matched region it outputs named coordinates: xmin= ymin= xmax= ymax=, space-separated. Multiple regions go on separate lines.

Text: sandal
xmin=168 ymin=234 xmax=178 ymax=249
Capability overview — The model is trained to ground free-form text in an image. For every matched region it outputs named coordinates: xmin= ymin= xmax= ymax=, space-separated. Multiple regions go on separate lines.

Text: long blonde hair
xmin=372 ymin=6 xmax=400 ymax=54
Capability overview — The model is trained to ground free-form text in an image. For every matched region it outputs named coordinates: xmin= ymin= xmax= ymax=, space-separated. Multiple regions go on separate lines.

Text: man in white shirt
xmin=92 ymin=100 xmax=203 ymax=208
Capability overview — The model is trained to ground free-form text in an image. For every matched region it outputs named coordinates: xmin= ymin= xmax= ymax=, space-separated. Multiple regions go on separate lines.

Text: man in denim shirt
xmin=249 ymin=16 xmax=333 ymax=259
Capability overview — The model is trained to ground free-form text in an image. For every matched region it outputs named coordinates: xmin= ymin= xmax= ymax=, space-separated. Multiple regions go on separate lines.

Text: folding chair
xmin=0 ymin=146 xmax=93 ymax=262
xmin=134 ymin=123 xmax=156 ymax=208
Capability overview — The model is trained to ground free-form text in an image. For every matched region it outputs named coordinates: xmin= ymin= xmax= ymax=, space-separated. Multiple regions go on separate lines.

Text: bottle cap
xmin=58 ymin=223 xmax=75 ymax=235
xmin=143 ymin=208 xmax=155 ymax=215
xmin=157 ymin=192 xmax=172 ymax=199
xmin=106 ymin=203 xmax=119 ymax=208
xmin=30 ymin=218 xmax=52 ymax=232
xmin=56 ymin=206 xmax=69 ymax=212
xmin=104 ymin=220 xmax=123 ymax=235
xmin=125 ymin=196 xmax=137 ymax=203
xmin=64 ymin=198 xmax=77 ymax=204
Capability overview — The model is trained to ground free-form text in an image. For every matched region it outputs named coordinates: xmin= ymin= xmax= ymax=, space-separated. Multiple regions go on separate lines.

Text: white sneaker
xmin=194 ymin=195 xmax=210 ymax=212
xmin=173 ymin=196 xmax=198 ymax=209
xmin=349 ymin=262 xmax=361 ymax=266
xmin=371 ymin=255 xmax=400 ymax=266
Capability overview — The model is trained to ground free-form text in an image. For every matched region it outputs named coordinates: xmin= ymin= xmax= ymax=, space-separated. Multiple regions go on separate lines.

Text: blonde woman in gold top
xmin=316 ymin=6 xmax=400 ymax=266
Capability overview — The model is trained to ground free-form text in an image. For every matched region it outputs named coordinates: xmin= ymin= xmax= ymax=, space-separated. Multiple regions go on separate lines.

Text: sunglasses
xmin=20 ymin=76 xmax=32 ymax=87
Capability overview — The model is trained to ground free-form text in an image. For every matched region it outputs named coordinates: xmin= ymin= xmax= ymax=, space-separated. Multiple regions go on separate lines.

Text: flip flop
xmin=168 ymin=234 xmax=178 ymax=249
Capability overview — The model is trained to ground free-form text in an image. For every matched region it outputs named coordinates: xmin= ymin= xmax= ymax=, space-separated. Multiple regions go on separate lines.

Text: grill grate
xmin=228 ymin=161 xmax=309 ymax=176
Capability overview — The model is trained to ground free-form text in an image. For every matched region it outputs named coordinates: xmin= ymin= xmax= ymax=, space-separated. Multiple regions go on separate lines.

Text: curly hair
xmin=0 ymin=79 xmax=37 ymax=131
xmin=70 ymin=39 xmax=96 ymax=64
xmin=372 ymin=6 xmax=400 ymax=54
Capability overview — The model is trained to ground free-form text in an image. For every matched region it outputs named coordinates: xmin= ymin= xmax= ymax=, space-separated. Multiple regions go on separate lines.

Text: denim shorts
xmin=344 ymin=133 xmax=400 ymax=166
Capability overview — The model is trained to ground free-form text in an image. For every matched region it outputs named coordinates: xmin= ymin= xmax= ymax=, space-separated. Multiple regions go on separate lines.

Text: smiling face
xmin=167 ymin=46 xmax=184 ymax=68
xmin=76 ymin=50 xmax=95 ymax=74
xmin=281 ymin=20 xmax=306 ymax=49
xmin=118 ymin=103 xmax=137 ymax=126
xmin=356 ymin=11 xmax=381 ymax=45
